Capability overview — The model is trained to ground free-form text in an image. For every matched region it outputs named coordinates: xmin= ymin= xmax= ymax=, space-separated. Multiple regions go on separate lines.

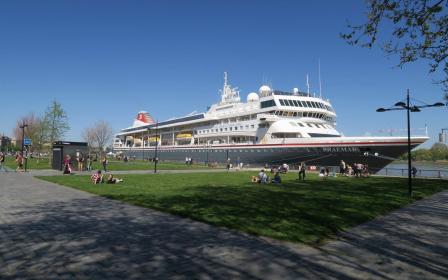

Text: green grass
xmin=89 ymin=160 xmax=211 ymax=171
xmin=4 ymin=156 xmax=211 ymax=171
xmin=5 ymin=156 xmax=50 ymax=170
xmin=37 ymin=172 xmax=448 ymax=244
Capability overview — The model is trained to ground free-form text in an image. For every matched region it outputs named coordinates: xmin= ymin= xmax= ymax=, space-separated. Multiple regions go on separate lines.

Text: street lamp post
xmin=377 ymin=89 xmax=445 ymax=196
xmin=154 ymin=121 xmax=159 ymax=173
xmin=19 ymin=121 xmax=29 ymax=172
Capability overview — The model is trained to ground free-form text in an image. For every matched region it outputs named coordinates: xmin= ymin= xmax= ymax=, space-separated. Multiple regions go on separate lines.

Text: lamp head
xmin=394 ymin=102 xmax=406 ymax=107
xmin=376 ymin=108 xmax=386 ymax=112
xmin=410 ymin=106 xmax=421 ymax=112
xmin=432 ymin=102 xmax=445 ymax=107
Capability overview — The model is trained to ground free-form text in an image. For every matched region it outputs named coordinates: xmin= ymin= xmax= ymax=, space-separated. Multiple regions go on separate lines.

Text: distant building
xmin=0 ymin=136 xmax=12 ymax=152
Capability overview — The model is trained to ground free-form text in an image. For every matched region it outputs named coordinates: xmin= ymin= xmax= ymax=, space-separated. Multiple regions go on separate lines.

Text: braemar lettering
xmin=322 ymin=147 xmax=360 ymax=153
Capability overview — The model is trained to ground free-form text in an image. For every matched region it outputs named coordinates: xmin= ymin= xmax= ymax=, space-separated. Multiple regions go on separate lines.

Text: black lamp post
xmin=154 ymin=121 xmax=159 ymax=173
xmin=376 ymin=89 xmax=445 ymax=196
xmin=19 ymin=121 xmax=29 ymax=171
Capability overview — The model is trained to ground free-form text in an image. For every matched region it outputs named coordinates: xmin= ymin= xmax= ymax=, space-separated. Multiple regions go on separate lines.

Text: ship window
xmin=251 ymin=125 xmax=255 ymax=129
xmin=310 ymin=102 xmax=316 ymax=108
xmin=272 ymin=133 xmax=298 ymax=138
xmin=307 ymin=123 xmax=313 ymax=127
xmin=225 ymin=128 xmax=228 ymax=131
xmin=234 ymin=127 xmax=237 ymax=130
xmin=220 ymin=128 xmax=223 ymax=132
xmin=292 ymin=100 xmax=299 ymax=107
xmin=245 ymin=125 xmax=249 ymax=129
xmin=306 ymin=101 xmax=312 ymax=107
xmin=302 ymin=101 xmax=308 ymax=107
xmin=230 ymin=127 xmax=232 ymax=131
xmin=293 ymin=112 xmax=297 ymax=117
xmin=286 ymin=100 xmax=293 ymax=106
xmin=297 ymin=122 xmax=304 ymax=127
xmin=279 ymin=99 xmax=286 ymax=106
xmin=261 ymin=99 xmax=276 ymax=108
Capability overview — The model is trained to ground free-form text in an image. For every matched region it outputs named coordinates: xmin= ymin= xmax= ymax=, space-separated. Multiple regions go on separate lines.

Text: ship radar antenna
xmin=224 ymin=71 xmax=228 ymax=86
xmin=306 ymin=74 xmax=310 ymax=96
xmin=318 ymin=59 xmax=322 ymax=98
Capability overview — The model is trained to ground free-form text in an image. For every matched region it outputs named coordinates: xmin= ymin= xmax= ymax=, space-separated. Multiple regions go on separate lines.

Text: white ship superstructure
xmin=113 ymin=73 xmax=428 ymax=171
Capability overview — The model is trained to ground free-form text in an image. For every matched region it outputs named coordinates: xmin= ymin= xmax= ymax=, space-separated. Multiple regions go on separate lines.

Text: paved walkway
xmin=0 ymin=173 xmax=447 ymax=279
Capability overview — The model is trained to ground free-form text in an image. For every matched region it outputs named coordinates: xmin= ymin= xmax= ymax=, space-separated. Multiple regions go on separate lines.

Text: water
xmin=376 ymin=162 xmax=448 ymax=178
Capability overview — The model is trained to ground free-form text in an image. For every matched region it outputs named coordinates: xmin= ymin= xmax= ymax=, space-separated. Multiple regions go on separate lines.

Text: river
xmin=377 ymin=161 xmax=448 ymax=178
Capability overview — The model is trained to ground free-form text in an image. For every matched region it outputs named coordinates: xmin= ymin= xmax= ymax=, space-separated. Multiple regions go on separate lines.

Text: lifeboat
xmin=176 ymin=133 xmax=193 ymax=140
xmin=148 ymin=136 xmax=160 ymax=142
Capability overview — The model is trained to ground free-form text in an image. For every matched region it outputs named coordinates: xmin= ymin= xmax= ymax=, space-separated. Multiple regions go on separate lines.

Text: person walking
xmin=0 ymin=152 xmax=6 ymax=172
xmin=86 ymin=155 xmax=92 ymax=171
xmin=298 ymin=162 xmax=306 ymax=180
xmin=102 ymin=156 xmax=108 ymax=172
xmin=15 ymin=153 xmax=24 ymax=172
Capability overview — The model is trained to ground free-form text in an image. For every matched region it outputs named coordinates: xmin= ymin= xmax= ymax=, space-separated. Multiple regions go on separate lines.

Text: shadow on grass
xmin=94 ymin=176 xmax=447 ymax=244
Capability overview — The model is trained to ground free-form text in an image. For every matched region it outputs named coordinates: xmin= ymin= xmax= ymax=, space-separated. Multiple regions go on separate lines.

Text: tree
xmin=44 ymin=101 xmax=70 ymax=144
xmin=430 ymin=142 xmax=448 ymax=160
xmin=82 ymin=126 xmax=96 ymax=155
xmin=341 ymin=0 xmax=448 ymax=99
xmin=83 ymin=121 xmax=113 ymax=158
xmin=13 ymin=113 xmax=43 ymax=152
xmin=43 ymin=101 xmax=70 ymax=165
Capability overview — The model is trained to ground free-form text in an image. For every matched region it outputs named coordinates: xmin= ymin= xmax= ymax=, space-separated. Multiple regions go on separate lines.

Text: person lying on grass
xmin=91 ymin=170 xmax=104 ymax=184
xmin=106 ymin=174 xmax=124 ymax=184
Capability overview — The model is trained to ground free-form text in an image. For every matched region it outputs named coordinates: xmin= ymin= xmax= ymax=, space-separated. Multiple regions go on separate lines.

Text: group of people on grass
xmin=251 ymin=168 xmax=282 ymax=184
xmin=90 ymin=170 xmax=124 ymax=185
xmin=62 ymin=154 xmax=109 ymax=175
xmin=339 ymin=160 xmax=370 ymax=178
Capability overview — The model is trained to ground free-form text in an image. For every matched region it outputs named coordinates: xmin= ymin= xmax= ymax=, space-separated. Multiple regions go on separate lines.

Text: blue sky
xmin=1 ymin=0 xmax=446 ymax=148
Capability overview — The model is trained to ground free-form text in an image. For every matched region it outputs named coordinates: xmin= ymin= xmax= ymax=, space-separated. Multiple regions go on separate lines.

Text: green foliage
xmin=38 ymin=172 xmax=448 ymax=244
xmin=400 ymin=142 xmax=448 ymax=160
xmin=342 ymin=0 xmax=448 ymax=95
xmin=43 ymin=100 xmax=70 ymax=144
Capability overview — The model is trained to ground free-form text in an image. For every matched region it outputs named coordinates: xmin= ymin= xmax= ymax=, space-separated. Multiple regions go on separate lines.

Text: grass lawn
xmin=5 ymin=156 xmax=51 ymax=170
xmin=38 ymin=172 xmax=448 ymax=244
xmin=89 ymin=160 xmax=211 ymax=171
xmin=5 ymin=156 xmax=211 ymax=171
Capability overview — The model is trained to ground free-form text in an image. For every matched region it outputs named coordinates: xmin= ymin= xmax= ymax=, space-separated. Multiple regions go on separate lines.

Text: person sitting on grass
xmin=91 ymin=170 xmax=103 ymax=184
xmin=319 ymin=167 xmax=329 ymax=180
xmin=258 ymin=169 xmax=269 ymax=184
xmin=271 ymin=171 xmax=282 ymax=184
xmin=106 ymin=174 xmax=124 ymax=184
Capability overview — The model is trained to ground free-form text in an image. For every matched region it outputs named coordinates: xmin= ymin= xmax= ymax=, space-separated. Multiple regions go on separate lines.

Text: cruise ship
xmin=113 ymin=73 xmax=428 ymax=171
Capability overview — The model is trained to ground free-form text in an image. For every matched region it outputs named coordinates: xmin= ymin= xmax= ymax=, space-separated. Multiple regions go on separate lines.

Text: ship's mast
xmin=220 ymin=72 xmax=240 ymax=105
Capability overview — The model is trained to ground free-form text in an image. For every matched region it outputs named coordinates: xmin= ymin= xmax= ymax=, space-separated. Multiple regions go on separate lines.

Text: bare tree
xmin=13 ymin=113 xmax=43 ymax=152
xmin=84 ymin=121 xmax=113 ymax=158
xmin=82 ymin=126 xmax=96 ymax=156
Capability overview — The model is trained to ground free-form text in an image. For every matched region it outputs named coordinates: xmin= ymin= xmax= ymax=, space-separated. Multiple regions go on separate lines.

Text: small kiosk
xmin=52 ymin=141 xmax=89 ymax=171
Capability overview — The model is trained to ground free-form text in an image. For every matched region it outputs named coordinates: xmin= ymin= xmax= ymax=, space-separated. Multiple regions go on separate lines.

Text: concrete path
xmin=0 ymin=173 xmax=447 ymax=279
